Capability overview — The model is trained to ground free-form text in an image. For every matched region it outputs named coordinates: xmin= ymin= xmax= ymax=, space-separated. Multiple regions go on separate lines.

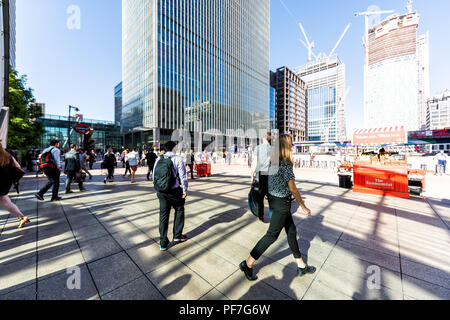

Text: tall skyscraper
xmin=295 ymin=55 xmax=346 ymax=142
xmin=270 ymin=67 xmax=307 ymax=146
xmin=114 ymin=82 xmax=122 ymax=126
xmin=363 ymin=10 xmax=429 ymax=132
xmin=122 ymin=0 xmax=270 ymax=148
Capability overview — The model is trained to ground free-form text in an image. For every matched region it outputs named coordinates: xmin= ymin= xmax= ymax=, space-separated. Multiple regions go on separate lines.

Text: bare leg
xmin=246 ymin=256 xmax=256 ymax=268
xmin=0 ymin=195 xmax=25 ymax=219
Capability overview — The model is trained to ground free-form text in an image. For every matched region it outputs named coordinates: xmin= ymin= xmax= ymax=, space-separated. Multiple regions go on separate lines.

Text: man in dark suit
xmin=64 ymin=144 xmax=86 ymax=194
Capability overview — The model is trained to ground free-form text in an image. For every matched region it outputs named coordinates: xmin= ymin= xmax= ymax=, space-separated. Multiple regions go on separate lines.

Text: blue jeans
xmin=438 ymin=160 xmax=447 ymax=174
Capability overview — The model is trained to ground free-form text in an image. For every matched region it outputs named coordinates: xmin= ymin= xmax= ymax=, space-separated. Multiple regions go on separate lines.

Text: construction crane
xmin=354 ymin=9 xmax=395 ymax=68
xmin=299 ymin=22 xmax=351 ymax=63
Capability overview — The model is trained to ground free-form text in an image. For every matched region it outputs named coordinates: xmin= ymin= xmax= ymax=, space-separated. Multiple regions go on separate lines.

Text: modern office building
xmin=9 ymin=0 xmax=15 ymax=69
xmin=427 ymin=90 xmax=450 ymax=130
xmin=362 ymin=11 xmax=429 ymax=132
xmin=114 ymin=82 xmax=122 ymax=126
xmin=29 ymin=102 xmax=46 ymax=116
xmin=270 ymin=67 xmax=307 ymax=147
xmin=121 ymin=0 xmax=270 ymax=149
xmin=38 ymin=114 xmax=123 ymax=152
xmin=269 ymin=86 xmax=276 ymax=129
xmin=295 ymin=55 xmax=346 ymax=142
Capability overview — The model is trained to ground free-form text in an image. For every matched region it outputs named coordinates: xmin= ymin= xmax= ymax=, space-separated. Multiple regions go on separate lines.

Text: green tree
xmin=7 ymin=67 xmax=44 ymax=151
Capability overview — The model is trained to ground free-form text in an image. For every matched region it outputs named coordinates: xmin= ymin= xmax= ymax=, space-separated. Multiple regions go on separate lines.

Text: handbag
xmin=75 ymin=172 xmax=87 ymax=182
xmin=10 ymin=158 xmax=25 ymax=183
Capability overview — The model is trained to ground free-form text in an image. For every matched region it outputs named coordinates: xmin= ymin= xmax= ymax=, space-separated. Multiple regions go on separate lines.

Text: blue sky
xmin=17 ymin=0 xmax=450 ymax=137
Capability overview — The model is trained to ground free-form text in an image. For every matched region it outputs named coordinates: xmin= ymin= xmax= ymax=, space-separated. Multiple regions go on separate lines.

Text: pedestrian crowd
xmin=1 ymin=132 xmax=317 ymax=282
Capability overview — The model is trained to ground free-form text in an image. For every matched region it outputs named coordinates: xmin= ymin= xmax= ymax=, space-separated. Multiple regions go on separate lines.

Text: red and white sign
xmin=353 ymin=127 xmax=407 ymax=146
xmin=74 ymin=123 xmax=90 ymax=135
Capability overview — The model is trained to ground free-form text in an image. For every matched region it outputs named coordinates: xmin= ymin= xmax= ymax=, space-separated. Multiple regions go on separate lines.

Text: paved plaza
xmin=1 ymin=163 xmax=449 ymax=300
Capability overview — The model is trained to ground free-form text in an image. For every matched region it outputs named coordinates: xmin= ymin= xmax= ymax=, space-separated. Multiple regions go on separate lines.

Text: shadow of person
xmin=159 ymin=274 xmax=191 ymax=299
xmin=239 ymin=264 xmax=296 ymax=300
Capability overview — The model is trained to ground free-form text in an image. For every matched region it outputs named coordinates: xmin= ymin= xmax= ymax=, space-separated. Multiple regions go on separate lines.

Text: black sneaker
xmin=297 ymin=265 xmax=316 ymax=277
xmin=65 ymin=190 xmax=74 ymax=194
xmin=51 ymin=197 xmax=62 ymax=202
xmin=35 ymin=193 xmax=44 ymax=201
xmin=239 ymin=261 xmax=257 ymax=281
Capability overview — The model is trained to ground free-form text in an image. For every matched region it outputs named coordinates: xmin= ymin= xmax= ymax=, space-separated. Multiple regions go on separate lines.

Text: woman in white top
xmin=125 ymin=147 xmax=140 ymax=183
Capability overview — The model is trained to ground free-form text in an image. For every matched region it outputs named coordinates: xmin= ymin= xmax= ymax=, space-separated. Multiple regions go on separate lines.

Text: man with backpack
xmin=153 ymin=141 xmax=189 ymax=252
xmin=35 ymin=140 xmax=62 ymax=202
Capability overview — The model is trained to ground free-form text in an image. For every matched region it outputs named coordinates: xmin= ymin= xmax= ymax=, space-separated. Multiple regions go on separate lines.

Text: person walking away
xmin=153 ymin=141 xmax=189 ymax=251
xmin=250 ymin=132 xmax=272 ymax=222
xmin=79 ymin=149 xmax=93 ymax=180
xmin=0 ymin=141 xmax=30 ymax=229
xmin=35 ymin=140 xmax=63 ymax=202
xmin=240 ymin=134 xmax=316 ymax=281
xmin=126 ymin=147 xmax=140 ymax=183
xmin=226 ymin=151 xmax=232 ymax=165
xmin=25 ymin=150 xmax=33 ymax=172
xmin=435 ymin=150 xmax=448 ymax=176
xmin=146 ymin=148 xmax=158 ymax=181
xmin=88 ymin=150 xmax=96 ymax=170
xmin=123 ymin=149 xmax=132 ymax=176
xmin=187 ymin=149 xmax=196 ymax=180
xmin=64 ymin=144 xmax=86 ymax=194
xmin=103 ymin=148 xmax=117 ymax=183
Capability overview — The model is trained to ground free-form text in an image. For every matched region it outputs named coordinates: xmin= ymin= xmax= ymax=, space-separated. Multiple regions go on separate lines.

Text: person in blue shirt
xmin=35 ymin=140 xmax=62 ymax=202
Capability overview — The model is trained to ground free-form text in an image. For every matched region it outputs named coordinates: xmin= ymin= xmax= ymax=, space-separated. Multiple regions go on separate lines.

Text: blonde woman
xmin=240 ymin=134 xmax=315 ymax=281
xmin=0 ymin=141 xmax=30 ymax=229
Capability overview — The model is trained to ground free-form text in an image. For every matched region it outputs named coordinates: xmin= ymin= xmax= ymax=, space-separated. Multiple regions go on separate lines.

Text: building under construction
xmin=363 ymin=10 xmax=429 ymax=132
xmin=295 ymin=55 xmax=346 ymax=142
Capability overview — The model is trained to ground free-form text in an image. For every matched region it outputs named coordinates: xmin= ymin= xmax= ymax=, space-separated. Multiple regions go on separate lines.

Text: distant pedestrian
xmin=226 ymin=151 xmax=232 ymax=165
xmin=103 ymin=148 xmax=117 ymax=183
xmin=153 ymin=141 xmax=189 ymax=251
xmin=0 ymin=141 xmax=30 ymax=229
xmin=88 ymin=150 xmax=96 ymax=170
xmin=25 ymin=150 xmax=33 ymax=172
xmin=35 ymin=140 xmax=62 ymax=202
xmin=126 ymin=147 xmax=140 ymax=183
xmin=123 ymin=149 xmax=132 ymax=177
xmin=146 ymin=148 xmax=158 ymax=181
xmin=79 ymin=149 xmax=93 ymax=180
xmin=187 ymin=149 xmax=195 ymax=180
xmin=250 ymin=132 xmax=272 ymax=222
xmin=64 ymin=144 xmax=86 ymax=194
xmin=240 ymin=134 xmax=316 ymax=281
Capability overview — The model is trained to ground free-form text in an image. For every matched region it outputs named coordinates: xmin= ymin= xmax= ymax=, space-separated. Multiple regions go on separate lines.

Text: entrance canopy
xmin=353 ymin=126 xmax=407 ymax=146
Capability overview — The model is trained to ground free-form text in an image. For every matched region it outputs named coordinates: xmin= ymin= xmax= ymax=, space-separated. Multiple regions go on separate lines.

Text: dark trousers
xmin=157 ymin=188 xmax=186 ymax=247
xmin=39 ymin=168 xmax=60 ymax=200
xmin=147 ymin=163 xmax=155 ymax=180
xmin=89 ymin=161 xmax=94 ymax=170
xmin=250 ymin=195 xmax=301 ymax=260
xmin=107 ymin=167 xmax=115 ymax=180
xmin=255 ymin=172 xmax=268 ymax=219
xmin=65 ymin=171 xmax=83 ymax=192
xmin=188 ymin=164 xmax=194 ymax=179
xmin=124 ymin=162 xmax=131 ymax=175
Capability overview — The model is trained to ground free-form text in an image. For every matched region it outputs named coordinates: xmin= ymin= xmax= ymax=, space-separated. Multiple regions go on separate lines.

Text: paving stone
xmin=102 ymin=275 xmax=164 ymax=300
xmin=37 ymin=264 xmax=99 ymax=300
xmin=402 ymin=275 xmax=450 ymax=300
xmin=72 ymin=223 xmax=109 ymax=242
xmin=110 ymin=227 xmax=150 ymax=250
xmin=177 ymin=247 xmax=237 ymax=287
xmin=88 ymin=252 xmax=143 ymax=295
xmin=78 ymin=234 xmax=123 ymax=263
xmin=400 ymin=259 xmax=450 ymax=289
xmin=216 ymin=270 xmax=292 ymax=300
xmin=303 ymin=280 xmax=352 ymax=300
xmin=126 ymin=240 xmax=176 ymax=274
xmin=0 ymin=254 xmax=36 ymax=295
xmin=0 ymin=284 xmax=36 ymax=300
xmin=146 ymin=259 xmax=214 ymax=300
xmin=200 ymin=289 xmax=230 ymax=300
xmin=37 ymin=243 xmax=85 ymax=280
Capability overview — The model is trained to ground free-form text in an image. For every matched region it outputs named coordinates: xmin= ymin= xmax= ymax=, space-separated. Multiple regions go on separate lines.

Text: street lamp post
xmin=68 ymin=105 xmax=80 ymax=147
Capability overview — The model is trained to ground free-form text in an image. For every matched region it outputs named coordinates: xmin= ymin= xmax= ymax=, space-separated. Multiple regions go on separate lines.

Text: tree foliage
xmin=7 ymin=68 xmax=44 ymax=150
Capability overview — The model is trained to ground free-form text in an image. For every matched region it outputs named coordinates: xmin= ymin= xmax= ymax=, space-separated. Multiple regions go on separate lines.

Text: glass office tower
xmin=122 ymin=0 xmax=270 ymax=148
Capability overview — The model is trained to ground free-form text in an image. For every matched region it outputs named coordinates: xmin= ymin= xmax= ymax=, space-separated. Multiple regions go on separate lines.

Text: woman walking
xmin=0 ymin=141 xmax=30 ymax=229
xmin=126 ymin=147 xmax=140 ymax=183
xmin=103 ymin=149 xmax=117 ymax=184
xmin=240 ymin=134 xmax=316 ymax=281
xmin=122 ymin=149 xmax=132 ymax=177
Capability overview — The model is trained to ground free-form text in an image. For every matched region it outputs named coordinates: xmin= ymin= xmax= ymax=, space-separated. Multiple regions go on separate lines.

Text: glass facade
xmin=307 ymin=87 xmax=336 ymax=141
xmin=269 ymin=86 xmax=275 ymax=129
xmin=38 ymin=115 xmax=123 ymax=152
xmin=115 ymin=82 xmax=122 ymax=125
xmin=122 ymin=0 xmax=270 ymax=146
